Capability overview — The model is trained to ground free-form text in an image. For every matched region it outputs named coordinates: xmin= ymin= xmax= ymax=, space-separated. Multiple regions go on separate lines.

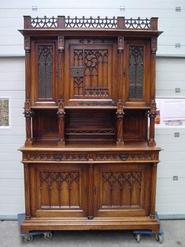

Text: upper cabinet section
xmin=21 ymin=16 xmax=161 ymax=108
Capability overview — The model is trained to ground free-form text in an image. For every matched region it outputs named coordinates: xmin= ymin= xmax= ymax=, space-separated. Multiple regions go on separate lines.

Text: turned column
xmin=24 ymin=99 xmax=32 ymax=145
xmin=116 ymin=99 xmax=124 ymax=144
xmin=57 ymin=99 xmax=65 ymax=145
xmin=148 ymin=100 xmax=156 ymax=146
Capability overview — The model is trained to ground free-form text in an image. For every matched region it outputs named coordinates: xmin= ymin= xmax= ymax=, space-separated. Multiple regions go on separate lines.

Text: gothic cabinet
xmin=19 ymin=16 xmax=162 ymax=233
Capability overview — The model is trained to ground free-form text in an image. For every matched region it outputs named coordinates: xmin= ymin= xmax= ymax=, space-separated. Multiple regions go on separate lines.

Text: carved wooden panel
xmin=30 ymin=164 xmax=88 ymax=217
xmin=65 ymin=39 xmax=116 ymax=102
xmin=94 ymin=164 xmax=151 ymax=217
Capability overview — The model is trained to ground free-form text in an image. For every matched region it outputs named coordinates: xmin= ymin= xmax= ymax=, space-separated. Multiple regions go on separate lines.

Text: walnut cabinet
xmin=19 ymin=16 xmax=161 ymax=233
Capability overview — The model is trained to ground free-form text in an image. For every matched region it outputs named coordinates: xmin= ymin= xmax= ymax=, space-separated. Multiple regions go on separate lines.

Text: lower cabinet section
xmin=21 ymin=161 xmax=160 ymax=233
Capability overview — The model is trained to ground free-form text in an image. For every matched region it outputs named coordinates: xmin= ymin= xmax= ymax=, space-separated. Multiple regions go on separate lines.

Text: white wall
xmin=0 ymin=0 xmax=185 ymax=56
xmin=0 ymin=0 xmax=184 ymax=218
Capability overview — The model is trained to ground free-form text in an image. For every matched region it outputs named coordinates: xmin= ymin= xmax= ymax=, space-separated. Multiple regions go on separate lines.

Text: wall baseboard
xmin=0 ymin=214 xmax=185 ymax=221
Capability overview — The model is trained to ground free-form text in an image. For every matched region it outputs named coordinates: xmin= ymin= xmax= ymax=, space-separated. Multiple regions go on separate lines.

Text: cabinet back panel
xmin=65 ymin=109 xmax=116 ymax=143
xmin=33 ymin=110 xmax=58 ymax=141
xmin=123 ymin=110 xmax=148 ymax=142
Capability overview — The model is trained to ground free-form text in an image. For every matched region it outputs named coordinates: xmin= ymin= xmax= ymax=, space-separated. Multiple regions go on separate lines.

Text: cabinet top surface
xmin=20 ymin=142 xmax=161 ymax=152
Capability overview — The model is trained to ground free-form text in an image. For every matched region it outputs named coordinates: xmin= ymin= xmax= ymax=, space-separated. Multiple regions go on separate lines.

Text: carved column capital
xmin=148 ymin=100 xmax=157 ymax=118
xmin=117 ymin=36 xmax=124 ymax=53
xmin=24 ymin=36 xmax=31 ymax=53
xmin=116 ymin=99 xmax=124 ymax=118
xmin=58 ymin=35 xmax=64 ymax=52
xmin=151 ymin=37 xmax=157 ymax=54
xmin=57 ymin=99 xmax=65 ymax=118
xmin=24 ymin=99 xmax=32 ymax=118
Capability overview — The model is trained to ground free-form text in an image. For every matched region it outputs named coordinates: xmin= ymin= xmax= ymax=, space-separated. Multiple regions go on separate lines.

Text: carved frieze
xmin=22 ymin=151 xmax=159 ymax=162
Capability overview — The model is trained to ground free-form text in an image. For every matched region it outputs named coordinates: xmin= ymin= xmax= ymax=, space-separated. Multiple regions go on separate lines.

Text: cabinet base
xmin=21 ymin=216 xmax=160 ymax=234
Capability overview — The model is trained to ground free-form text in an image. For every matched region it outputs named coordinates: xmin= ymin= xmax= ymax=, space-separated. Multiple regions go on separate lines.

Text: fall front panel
xmin=29 ymin=164 xmax=88 ymax=217
xmin=94 ymin=164 xmax=152 ymax=217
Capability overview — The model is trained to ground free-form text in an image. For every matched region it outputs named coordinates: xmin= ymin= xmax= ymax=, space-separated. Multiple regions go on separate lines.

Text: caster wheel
xmin=135 ymin=234 xmax=141 ymax=243
xmin=23 ymin=234 xmax=33 ymax=242
xmin=43 ymin=232 xmax=53 ymax=240
xmin=155 ymin=233 xmax=164 ymax=244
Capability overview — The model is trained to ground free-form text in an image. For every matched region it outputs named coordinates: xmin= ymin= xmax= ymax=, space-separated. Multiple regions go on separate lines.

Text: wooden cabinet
xmin=19 ymin=16 xmax=161 ymax=234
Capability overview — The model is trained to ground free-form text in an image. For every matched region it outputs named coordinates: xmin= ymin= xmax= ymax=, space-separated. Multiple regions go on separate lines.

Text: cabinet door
xmin=94 ymin=164 xmax=152 ymax=217
xmin=124 ymin=40 xmax=151 ymax=106
xmin=31 ymin=39 xmax=57 ymax=105
xmin=30 ymin=164 xmax=88 ymax=217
